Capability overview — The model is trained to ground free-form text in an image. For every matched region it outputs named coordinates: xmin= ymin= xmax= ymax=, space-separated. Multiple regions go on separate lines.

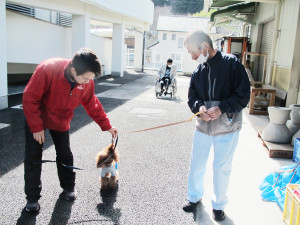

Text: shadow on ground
xmin=48 ymin=192 xmax=74 ymax=224
xmin=96 ymin=185 xmax=121 ymax=224
xmin=0 ymin=73 xmax=151 ymax=177
xmin=192 ymin=203 xmax=236 ymax=225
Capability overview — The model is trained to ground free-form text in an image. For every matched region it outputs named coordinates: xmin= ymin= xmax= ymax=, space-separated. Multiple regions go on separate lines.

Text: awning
xmin=210 ymin=0 xmax=244 ymax=8
xmin=210 ymin=2 xmax=256 ymax=26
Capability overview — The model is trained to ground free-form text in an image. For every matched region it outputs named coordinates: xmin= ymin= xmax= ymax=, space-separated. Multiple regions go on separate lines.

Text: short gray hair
xmin=184 ymin=30 xmax=213 ymax=50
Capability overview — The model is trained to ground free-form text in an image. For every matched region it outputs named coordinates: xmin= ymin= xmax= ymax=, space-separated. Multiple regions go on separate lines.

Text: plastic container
xmin=283 ymin=184 xmax=300 ymax=225
xmin=293 ymin=138 xmax=300 ymax=163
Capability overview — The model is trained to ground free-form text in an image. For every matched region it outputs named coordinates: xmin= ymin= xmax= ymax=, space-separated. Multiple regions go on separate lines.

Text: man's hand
xmin=33 ymin=130 xmax=45 ymax=144
xmin=108 ymin=127 xmax=118 ymax=138
xmin=199 ymin=105 xmax=211 ymax=122
xmin=206 ymin=106 xmax=222 ymax=120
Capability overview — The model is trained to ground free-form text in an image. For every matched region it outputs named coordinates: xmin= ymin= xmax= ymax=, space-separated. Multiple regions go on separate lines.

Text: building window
xmin=163 ymin=33 xmax=167 ymax=40
xmin=178 ymin=38 xmax=184 ymax=48
xmin=171 ymin=54 xmax=176 ymax=60
xmin=172 ymin=34 xmax=176 ymax=40
xmin=176 ymin=54 xmax=181 ymax=60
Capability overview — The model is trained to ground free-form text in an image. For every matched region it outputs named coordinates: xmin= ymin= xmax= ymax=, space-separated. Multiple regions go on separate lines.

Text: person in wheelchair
xmin=158 ymin=58 xmax=177 ymax=95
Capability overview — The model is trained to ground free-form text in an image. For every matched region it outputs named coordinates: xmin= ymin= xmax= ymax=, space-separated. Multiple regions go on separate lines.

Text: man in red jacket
xmin=23 ymin=48 xmax=117 ymax=212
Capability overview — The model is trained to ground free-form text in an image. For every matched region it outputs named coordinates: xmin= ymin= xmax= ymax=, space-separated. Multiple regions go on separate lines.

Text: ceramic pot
xmin=261 ymin=106 xmax=292 ymax=143
xmin=287 ymin=105 xmax=300 ymax=139
xmin=268 ymin=106 xmax=291 ymax=124
xmin=290 ymin=104 xmax=300 ymax=124
xmin=291 ymin=111 xmax=300 ymax=145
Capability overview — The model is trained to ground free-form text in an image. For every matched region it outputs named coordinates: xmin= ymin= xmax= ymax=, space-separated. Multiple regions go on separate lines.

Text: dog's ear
xmin=95 ymin=152 xmax=102 ymax=168
xmin=96 ymin=149 xmax=108 ymax=168
xmin=108 ymin=143 xmax=119 ymax=162
xmin=113 ymin=150 xmax=119 ymax=162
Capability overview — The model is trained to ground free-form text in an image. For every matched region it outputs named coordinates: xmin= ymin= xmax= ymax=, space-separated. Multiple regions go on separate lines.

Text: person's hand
xmin=206 ymin=106 xmax=222 ymax=120
xmin=199 ymin=105 xmax=211 ymax=121
xmin=33 ymin=130 xmax=45 ymax=144
xmin=107 ymin=127 xmax=118 ymax=138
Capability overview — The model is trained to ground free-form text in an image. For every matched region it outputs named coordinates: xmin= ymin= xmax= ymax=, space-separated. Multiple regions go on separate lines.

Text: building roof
xmin=157 ymin=15 xmax=209 ymax=32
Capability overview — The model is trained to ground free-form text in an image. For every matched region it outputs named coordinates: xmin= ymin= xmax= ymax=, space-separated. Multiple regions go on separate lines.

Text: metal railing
xmin=125 ymin=49 xmax=183 ymax=71
xmin=6 ymin=3 xmax=71 ymax=27
xmin=144 ymin=50 xmax=183 ymax=71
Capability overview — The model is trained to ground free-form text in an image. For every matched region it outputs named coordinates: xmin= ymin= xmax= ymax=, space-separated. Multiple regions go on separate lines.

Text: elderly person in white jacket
xmin=158 ymin=58 xmax=177 ymax=95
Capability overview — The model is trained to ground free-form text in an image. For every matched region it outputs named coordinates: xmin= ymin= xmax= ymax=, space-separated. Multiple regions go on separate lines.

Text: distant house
xmin=146 ymin=15 xmax=209 ymax=73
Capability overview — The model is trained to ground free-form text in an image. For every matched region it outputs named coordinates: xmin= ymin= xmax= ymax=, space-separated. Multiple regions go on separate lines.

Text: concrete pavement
xmin=0 ymin=70 xmax=291 ymax=224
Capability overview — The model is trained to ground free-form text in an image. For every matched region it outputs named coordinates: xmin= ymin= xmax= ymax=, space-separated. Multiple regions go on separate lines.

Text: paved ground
xmin=0 ymin=70 xmax=292 ymax=224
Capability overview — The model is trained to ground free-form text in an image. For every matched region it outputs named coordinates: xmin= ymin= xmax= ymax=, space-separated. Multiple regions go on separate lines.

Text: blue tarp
xmin=259 ymin=163 xmax=300 ymax=210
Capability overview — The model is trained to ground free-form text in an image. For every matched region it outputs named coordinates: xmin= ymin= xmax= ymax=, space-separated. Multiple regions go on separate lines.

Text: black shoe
xmin=212 ymin=209 xmax=225 ymax=221
xmin=64 ymin=189 xmax=77 ymax=201
xmin=182 ymin=200 xmax=200 ymax=212
xmin=25 ymin=200 xmax=40 ymax=213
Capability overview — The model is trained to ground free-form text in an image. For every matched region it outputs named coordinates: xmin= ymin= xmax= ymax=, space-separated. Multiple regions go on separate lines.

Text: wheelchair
xmin=155 ymin=76 xmax=177 ymax=99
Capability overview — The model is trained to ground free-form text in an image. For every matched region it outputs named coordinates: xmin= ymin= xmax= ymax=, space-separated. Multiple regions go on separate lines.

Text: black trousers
xmin=24 ymin=121 xmax=75 ymax=201
xmin=160 ymin=77 xmax=171 ymax=91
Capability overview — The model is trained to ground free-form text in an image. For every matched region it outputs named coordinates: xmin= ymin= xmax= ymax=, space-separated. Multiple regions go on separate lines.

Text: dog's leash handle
xmin=111 ymin=134 xmax=119 ymax=150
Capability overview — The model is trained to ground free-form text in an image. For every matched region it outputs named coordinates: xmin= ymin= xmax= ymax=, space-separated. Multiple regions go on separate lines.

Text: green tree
xmin=151 ymin=0 xmax=171 ymax=7
xmin=193 ymin=9 xmax=217 ymax=18
xmin=151 ymin=0 xmax=204 ymax=15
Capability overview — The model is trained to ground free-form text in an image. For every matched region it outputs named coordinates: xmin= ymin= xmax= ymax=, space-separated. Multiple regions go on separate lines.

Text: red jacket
xmin=23 ymin=58 xmax=112 ymax=133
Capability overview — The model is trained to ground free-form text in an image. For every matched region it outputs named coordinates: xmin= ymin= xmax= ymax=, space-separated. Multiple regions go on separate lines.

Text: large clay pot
xmin=268 ymin=106 xmax=291 ymax=124
xmin=287 ymin=104 xmax=300 ymax=140
xmin=292 ymin=111 xmax=300 ymax=145
xmin=261 ymin=106 xmax=292 ymax=143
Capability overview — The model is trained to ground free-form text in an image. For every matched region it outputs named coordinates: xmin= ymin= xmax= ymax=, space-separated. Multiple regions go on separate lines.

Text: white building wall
xmin=250 ymin=1 xmax=300 ymax=105
xmin=11 ymin=0 xmax=153 ymax=31
xmin=6 ymin=11 xmax=71 ymax=64
xmin=1 ymin=0 xmax=153 ymax=109
xmin=90 ymin=34 xmax=112 ymax=75
xmin=6 ymin=11 xmax=113 ymax=75
xmin=111 ymin=23 xmax=125 ymax=76
xmin=151 ymin=31 xmax=198 ymax=73
xmin=250 ymin=3 xmax=276 ymax=53
xmin=276 ymin=0 xmax=299 ymax=67
xmin=250 ymin=1 xmax=299 ymax=73
xmin=182 ymin=48 xmax=199 ymax=74
xmin=133 ymin=30 xmax=143 ymax=71
xmin=0 ymin=0 xmax=7 ymax=110
xmin=72 ymin=14 xmax=91 ymax=54
xmin=156 ymin=31 xmax=186 ymax=52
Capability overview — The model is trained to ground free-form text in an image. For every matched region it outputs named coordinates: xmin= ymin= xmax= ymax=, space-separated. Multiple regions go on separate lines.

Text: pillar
xmin=287 ymin=2 xmax=300 ymax=105
xmin=72 ymin=15 xmax=90 ymax=55
xmin=111 ymin=23 xmax=125 ymax=77
xmin=134 ymin=29 xmax=144 ymax=72
xmin=0 ymin=1 xmax=8 ymax=110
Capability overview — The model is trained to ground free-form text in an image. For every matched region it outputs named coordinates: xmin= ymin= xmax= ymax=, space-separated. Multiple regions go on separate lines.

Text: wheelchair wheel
xmin=170 ymin=79 xmax=177 ymax=99
xmin=170 ymin=87 xmax=175 ymax=99
xmin=155 ymin=80 xmax=161 ymax=97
